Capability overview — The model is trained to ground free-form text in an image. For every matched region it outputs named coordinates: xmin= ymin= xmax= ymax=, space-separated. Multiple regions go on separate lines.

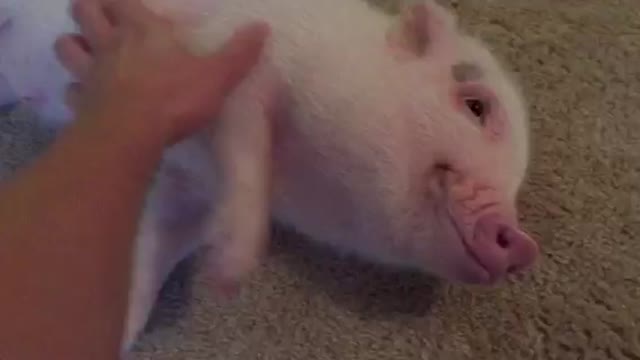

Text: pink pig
xmin=0 ymin=0 xmax=539 ymax=351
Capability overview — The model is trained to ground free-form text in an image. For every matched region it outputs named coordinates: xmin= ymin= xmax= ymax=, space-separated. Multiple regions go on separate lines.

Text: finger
xmin=103 ymin=0 xmax=163 ymax=30
xmin=70 ymin=0 xmax=113 ymax=50
xmin=65 ymin=82 xmax=83 ymax=110
xmin=210 ymin=22 xmax=271 ymax=94
xmin=54 ymin=34 xmax=93 ymax=80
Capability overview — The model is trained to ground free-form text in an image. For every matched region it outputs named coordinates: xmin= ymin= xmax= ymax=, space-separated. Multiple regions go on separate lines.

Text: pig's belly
xmin=0 ymin=0 xmax=76 ymax=124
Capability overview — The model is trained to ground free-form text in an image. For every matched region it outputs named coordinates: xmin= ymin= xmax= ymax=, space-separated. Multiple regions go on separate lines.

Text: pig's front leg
xmin=203 ymin=69 xmax=282 ymax=297
xmin=121 ymin=164 xmax=211 ymax=353
xmin=121 ymin=209 xmax=165 ymax=353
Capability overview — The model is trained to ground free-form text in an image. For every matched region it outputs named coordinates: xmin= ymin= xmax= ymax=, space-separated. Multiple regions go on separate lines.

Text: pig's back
xmin=0 ymin=0 xmax=390 ymax=126
xmin=173 ymin=0 xmax=391 ymax=86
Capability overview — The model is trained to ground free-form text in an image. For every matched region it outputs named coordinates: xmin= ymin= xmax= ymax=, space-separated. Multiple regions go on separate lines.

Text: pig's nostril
xmin=497 ymin=230 xmax=510 ymax=249
xmin=434 ymin=162 xmax=452 ymax=172
xmin=472 ymin=217 xmax=538 ymax=280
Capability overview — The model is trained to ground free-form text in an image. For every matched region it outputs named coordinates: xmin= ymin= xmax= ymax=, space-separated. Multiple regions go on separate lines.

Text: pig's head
xmin=273 ymin=0 xmax=539 ymax=286
xmin=380 ymin=1 xmax=539 ymax=285
xmin=381 ymin=1 xmax=539 ymax=284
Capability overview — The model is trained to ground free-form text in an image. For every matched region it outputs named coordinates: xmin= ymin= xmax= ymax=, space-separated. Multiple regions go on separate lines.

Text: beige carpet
xmin=1 ymin=0 xmax=639 ymax=359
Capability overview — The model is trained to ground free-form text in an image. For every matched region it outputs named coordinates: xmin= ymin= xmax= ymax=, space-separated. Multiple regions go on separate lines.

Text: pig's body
xmin=0 ymin=0 xmax=540 ymax=352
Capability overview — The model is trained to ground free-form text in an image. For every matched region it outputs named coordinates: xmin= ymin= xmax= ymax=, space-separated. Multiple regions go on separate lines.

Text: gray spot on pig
xmin=452 ymin=61 xmax=483 ymax=82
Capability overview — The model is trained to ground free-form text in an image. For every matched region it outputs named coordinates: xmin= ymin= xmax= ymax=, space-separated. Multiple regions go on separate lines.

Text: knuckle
xmin=54 ymin=37 xmax=74 ymax=61
xmin=53 ymin=36 xmax=66 ymax=53
xmin=71 ymin=0 xmax=91 ymax=18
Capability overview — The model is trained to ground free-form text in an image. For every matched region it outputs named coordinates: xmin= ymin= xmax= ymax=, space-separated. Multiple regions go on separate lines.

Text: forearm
xmin=0 ymin=113 xmax=166 ymax=359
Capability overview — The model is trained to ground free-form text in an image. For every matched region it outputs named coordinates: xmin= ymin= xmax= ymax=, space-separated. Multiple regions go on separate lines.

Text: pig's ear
xmin=385 ymin=1 xmax=457 ymax=59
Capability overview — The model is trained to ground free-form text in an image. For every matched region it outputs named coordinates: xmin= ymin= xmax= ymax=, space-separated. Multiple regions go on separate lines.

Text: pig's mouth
xmin=445 ymin=212 xmax=493 ymax=284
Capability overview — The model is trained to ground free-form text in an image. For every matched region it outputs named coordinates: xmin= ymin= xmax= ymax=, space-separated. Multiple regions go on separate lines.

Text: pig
xmin=0 ymin=0 xmax=540 ymax=352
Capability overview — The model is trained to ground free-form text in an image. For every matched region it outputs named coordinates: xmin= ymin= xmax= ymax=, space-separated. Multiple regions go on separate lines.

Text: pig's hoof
xmin=201 ymin=250 xmax=245 ymax=301
xmin=204 ymin=271 xmax=242 ymax=302
xmin=214 ymin=279 xmax=242 ymax=301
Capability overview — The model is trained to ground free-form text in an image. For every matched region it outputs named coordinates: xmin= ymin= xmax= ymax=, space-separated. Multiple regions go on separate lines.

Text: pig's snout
xmin=470 ymin=214 xmax=539 ymax=283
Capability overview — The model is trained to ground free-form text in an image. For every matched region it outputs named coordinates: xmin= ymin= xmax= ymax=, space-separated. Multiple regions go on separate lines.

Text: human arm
xmin=0 ymin=108 xmax=169 ymax=360
xmin=0 ymin=0 xmax=269 ymax=358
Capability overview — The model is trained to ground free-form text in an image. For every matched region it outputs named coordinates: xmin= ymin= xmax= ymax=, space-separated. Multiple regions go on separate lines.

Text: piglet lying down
xmin=0 ymin=0 xmax=539 ymax=351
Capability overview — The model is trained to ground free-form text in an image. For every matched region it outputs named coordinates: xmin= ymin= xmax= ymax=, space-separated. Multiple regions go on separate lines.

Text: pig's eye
xmin=464 ymin=98 xmax=488 ymax=126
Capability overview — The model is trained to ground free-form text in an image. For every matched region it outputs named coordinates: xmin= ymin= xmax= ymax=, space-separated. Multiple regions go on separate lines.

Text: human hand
xmin=54 ymin=0 xmax=271 ymax=145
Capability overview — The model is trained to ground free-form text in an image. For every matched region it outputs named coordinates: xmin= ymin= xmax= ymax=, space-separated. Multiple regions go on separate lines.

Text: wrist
xmin=67 ymin=110 xmax=169 ymax=181
xmin=76 ymin=108 xmax=172 ymax=149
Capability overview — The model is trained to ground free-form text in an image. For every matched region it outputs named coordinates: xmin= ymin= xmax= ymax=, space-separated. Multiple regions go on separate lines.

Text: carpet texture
xmin=1 ymin=0 xmax=639 ymax=359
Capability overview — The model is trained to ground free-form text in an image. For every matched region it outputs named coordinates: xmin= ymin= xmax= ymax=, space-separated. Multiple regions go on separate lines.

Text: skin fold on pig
xmin=0 ymin=0 xmax=540 ymax=351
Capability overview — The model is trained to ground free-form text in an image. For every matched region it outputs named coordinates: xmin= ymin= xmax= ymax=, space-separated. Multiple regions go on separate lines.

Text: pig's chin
xmin=441 ymin=213 xmax=493 ymax=285
xmin=416 ymin=186 xmax=494 ymax=285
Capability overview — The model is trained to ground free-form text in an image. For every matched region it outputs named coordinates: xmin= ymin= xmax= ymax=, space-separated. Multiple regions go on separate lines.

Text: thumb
xmin=209 ymin=21 xmax=271 ymax=94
